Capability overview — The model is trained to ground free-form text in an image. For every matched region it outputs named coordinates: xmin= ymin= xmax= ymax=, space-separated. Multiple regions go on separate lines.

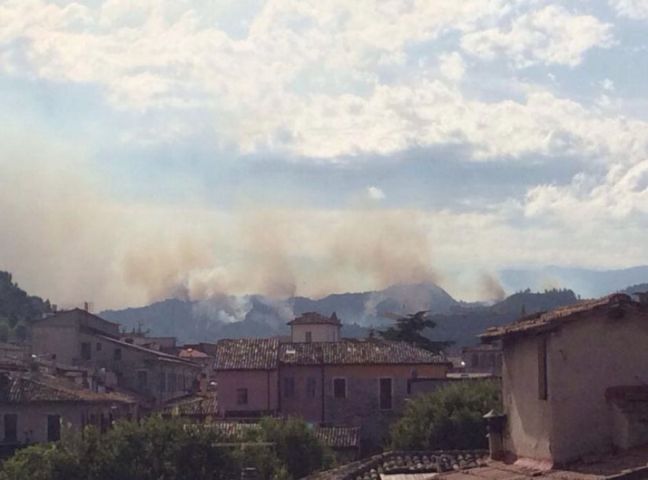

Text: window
xmin=81 ymin=342 xmax=91 ymax=360
xmin=4 ymin=414 xmax=17 ymax=442
xmin=168 ymin=373 xmax=177 ymax=393
xmin=237 ymin=388 xmax=248 ymax=405
xmin=333 ymin=378 xmax=346 ymax=399
xmin=137 ymin=370 xmax=148 ymax=390
xmin=96 ymin=342 xmax=102 ymax=352
xmin=306 ymin=377 xmax=316 ymax=399
xmin=47 ymin=415 xmax=61 ymax=442
xmin=538 ymin=336 xmax=548 ymax=400
xmin=113 ymin=348 xmax=122 ymax=361
xmin=283 ymin=377 xmax=295 ymax=398
xmin=380 ymin=378 xmax=393 ymax=410
xmin=159 ymin=372 xmax=166 ymax=393
xmin=305 ymin=331 xmax=312 ymax=343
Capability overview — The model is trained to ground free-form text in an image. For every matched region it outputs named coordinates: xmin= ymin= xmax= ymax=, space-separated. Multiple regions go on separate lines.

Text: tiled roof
xmin=97 ymin=335 xmax=200 ymax=367
xmin=161 ymin=393 xmax=218 ymax=416
xmin=179 ymin=348 xmax=210 ymax=359
xmin=315 ymin=426 xmax=360 ymax=449
xmin=288 ymin=312 xmax=342 ymax=326
xmin=209 ymin=421 xmax=261 ymax=441
xmin=0 ymin=373 xmax=136 ymax=404
xmin=214 ymin=338 xmax=280 ymax=370
xmin=307 ymin=450 xmax=488 ymax=480
xmin=480 ymin=293 xmax=640 ymax=340
xmin=280 ymin=340 xmax=446 ymax=366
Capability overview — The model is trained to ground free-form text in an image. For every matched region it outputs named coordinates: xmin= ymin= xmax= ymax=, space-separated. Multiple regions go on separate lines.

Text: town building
xmin=461 ymin=342 xmax=502 ymax=376
xmin=31 ymin=309 xmax=201 ymax=406
xmin=480 ymin=293 xmax=648 ymax=467
xmin=0 ymin=370 xmax=138 ymax=447
xmin=212 ymin=312 xmax=451 ymax=450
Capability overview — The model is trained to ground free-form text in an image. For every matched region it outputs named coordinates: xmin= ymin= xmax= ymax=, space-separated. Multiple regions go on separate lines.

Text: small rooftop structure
xmin=288 ymin=312 xmax=342 ymax=343
xmin=288 ymin=312 xmax=342 ymax=326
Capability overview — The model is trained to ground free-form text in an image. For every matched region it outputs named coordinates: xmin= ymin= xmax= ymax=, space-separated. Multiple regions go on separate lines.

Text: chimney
xmin=483 ymin=410 xmax=506 ymax=460
xmin=84 ymin=302 xmax=89 ymax=312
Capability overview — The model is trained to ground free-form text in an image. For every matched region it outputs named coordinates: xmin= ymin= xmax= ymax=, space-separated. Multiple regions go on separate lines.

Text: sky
xmin=1 ymin=0 xmax=648 ymax=309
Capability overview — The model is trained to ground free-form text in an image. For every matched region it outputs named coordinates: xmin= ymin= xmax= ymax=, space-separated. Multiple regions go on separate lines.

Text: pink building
xmin=212 ymin=312 xmax=451 ymax=449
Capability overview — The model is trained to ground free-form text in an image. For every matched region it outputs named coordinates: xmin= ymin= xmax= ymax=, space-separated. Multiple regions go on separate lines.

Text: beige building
xmin=288 ymin=312 xmax=342 ymax=343
xmin=481 ymin=293 xmax=648 ymax=466
xmin=31 ymin=309 xmax=201 ymax=405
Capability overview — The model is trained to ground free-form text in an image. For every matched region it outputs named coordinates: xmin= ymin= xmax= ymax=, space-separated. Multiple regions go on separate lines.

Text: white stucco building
xmin=481 ymin=293 xmax=648 ymax=467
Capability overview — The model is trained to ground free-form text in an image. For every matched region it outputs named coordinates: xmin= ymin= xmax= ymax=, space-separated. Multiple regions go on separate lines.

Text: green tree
xmin=390 ymin=380 xmax=501 ymax=450
xmin=379 ymin=311 xmax=451 ymax=353
xmin=255 ymin=417 xmax=333 ymax=480
xmin=0 ymin=417 xmax=238 ymax=480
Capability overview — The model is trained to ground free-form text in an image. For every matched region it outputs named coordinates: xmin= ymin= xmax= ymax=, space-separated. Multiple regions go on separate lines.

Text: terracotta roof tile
xmin=280 ymin=340 xmax=446 ymax=366
xmin=306 ymin=450 xmax=488 ymax=480
xmin=480 ymin=293 xmax=640 ymax=340
xmin=0 ymin=373 xmax=136 ymax=404
xmin=315 ymin=426 xmax=360 ymax=449
xmin=214 ymin=338 xmax=280 ymax=370
xmin=161 ymin=393 xmax=218 ymax=416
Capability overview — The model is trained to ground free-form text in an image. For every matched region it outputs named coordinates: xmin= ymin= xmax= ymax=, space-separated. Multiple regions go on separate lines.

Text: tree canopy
xmin=379 ymin=311 xmax=451 ymax=353
xmin=0 ymin=416 xmax=331 ymax=480
xmin=390 ymin=380 xmax=501 ymax=451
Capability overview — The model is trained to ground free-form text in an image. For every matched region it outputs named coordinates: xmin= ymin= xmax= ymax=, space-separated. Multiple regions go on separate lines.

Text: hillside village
xmin=1 ymin=272 xmax=648 ymax=479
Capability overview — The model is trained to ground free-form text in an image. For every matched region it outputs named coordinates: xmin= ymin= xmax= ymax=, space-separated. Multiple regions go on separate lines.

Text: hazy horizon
xmin=2 ymin=1 xmax=648 ymax=310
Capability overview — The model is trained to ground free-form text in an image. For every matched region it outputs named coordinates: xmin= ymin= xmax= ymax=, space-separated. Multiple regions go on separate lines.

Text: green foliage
xmin=0 ymin=417 xmax=238 ymax=480
xmin=0 ymin=271 xmax=52 ymax=340
xmin=379 ymin=311 xmax=451 ymax=353
xmin=390 ymin=380 xmax=501 ymax=451
xmin=0 ymin=416 xmax=332 ymax=480
xmin=253 ymin=417 xmax=333 ymax=480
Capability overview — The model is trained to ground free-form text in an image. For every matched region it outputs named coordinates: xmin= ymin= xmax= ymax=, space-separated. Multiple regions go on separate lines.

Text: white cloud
xmin=461 ymin=5 xmax=614 ymax=67
xmin=367 ymin=186 xmax=385 ymax=200
xmin=439 ymin=52 xmax=466 ymax=81
xmin=609 ymin=0 xmax=648 ymax=20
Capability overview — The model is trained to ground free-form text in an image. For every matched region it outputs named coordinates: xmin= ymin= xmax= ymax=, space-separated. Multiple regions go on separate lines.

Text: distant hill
xmin=500 ymin=266 xmax=648 ymax=298
xmin=429 ymin=288 xmax=579 ymax=346
xmin=100 ymin=284 xmax=580 ymax=346
xmin=102 ymin=283 xmax=458 ymax=344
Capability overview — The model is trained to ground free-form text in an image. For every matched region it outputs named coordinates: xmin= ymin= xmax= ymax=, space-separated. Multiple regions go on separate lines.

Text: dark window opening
xmin=96 ymin=342 xmax=102 ymax=352
xmin=81 ymin=342 xmax=91 ymax=360
xmin=159 ymin=372 xmax=166 ymax=393
xmin=283 ymin=377 xmax=295 ymax=398
xmin=333 ymin=378 xmax=346 ymax=399
xmin=380 ymin=378 xmax=393 ymax=410
xmin=168 ymin=373 xmax=177 ymax=393
xmin=113 ymin=348 xmax=122 ymax=361
xmin=47 ymin=415 xmax=61 ymax=442
xmin=306 ymin=377 xmax=316 ymax=398
xmin=471 ymin=353 xmax=479 ymax=367
xmin=305 ymin=331 xmax=312 ymax=343
xmin=538 ymin=336 xmax=548 ymax=400
xmin=237 ymin=388 xmax=248 ymax=405
xmin=4 ymin=414 xmax=17 ymax=442
xmin=137 ymin=370 xmax=148 ymax=391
